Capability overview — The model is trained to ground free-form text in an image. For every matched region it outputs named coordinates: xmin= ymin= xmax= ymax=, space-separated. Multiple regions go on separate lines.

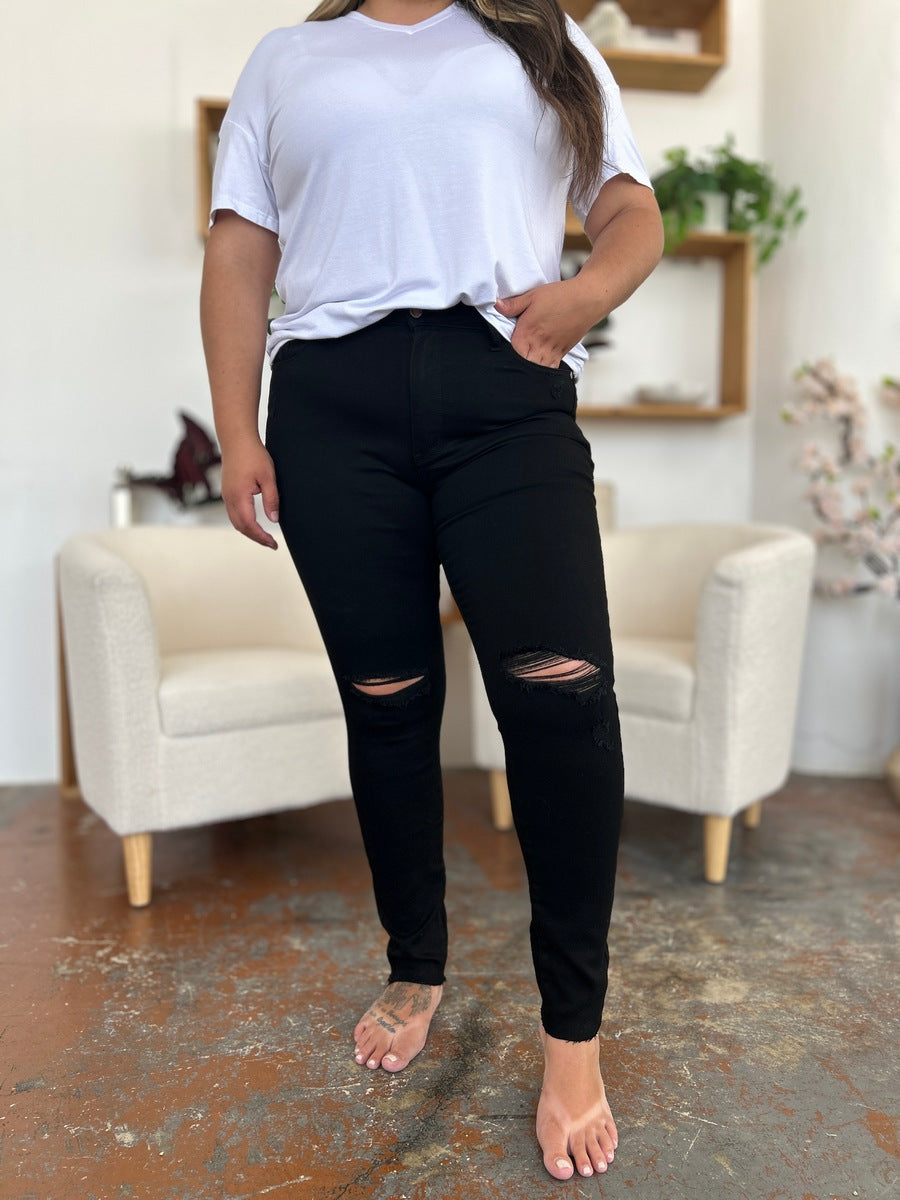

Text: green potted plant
xmin=651 ymin=135 xmax=806 ymax=265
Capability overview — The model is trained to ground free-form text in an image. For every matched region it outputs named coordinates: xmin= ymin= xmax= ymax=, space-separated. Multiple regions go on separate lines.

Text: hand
xmin=495 ymin=278 xmax=607 ymax=367
xmin=220 ymin=437 xmax=280 ymax=550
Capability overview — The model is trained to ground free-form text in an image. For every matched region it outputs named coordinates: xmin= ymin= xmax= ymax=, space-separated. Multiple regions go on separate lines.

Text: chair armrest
xmin=58 ymin=536 xmax=162 ymax=831
xmin=693 ymin=531 xmax=815 ymax=810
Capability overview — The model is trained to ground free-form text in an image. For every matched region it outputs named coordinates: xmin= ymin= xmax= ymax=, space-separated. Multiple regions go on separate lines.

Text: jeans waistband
xmin=375 ymin=302 xmax=489 ymax=330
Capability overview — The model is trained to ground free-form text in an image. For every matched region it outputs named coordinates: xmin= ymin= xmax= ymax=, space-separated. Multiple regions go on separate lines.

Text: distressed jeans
xmin=264 ymin=302 xmax=624 ymax=1041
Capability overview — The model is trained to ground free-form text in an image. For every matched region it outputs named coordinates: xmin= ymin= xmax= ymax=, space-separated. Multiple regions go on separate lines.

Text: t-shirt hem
xmin=209 ymin=199 xmax=279 ymax=235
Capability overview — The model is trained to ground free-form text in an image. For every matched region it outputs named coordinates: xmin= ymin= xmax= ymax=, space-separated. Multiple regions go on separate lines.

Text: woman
xmin=200 ymin=0 xmax=662 ymax=1181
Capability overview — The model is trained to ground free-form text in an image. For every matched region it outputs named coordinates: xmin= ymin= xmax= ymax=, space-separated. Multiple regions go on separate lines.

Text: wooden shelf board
xmin=603 ymin=50 xmax=723 ymax=92
xmin=670 ymin=231 xmax=752 ymax=258
xmin=565 ymin=220 xmax=751 ymax=258
xmin=576 ymin=404 xmax=744 ymax=421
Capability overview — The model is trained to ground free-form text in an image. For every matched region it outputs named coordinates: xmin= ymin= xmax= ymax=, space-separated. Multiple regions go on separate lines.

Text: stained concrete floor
xmin=1 ymin=770 xmax=897 ymax=1200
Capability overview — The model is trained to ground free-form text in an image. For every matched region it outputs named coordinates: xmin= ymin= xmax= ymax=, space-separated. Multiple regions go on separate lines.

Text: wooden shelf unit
xmin=197 ymin=98 xmax=229 ymax=239
xmin=565 ymin=214 xmax=753 ymax=419
xmin=564 ymin=0 xmax=727 ymax=92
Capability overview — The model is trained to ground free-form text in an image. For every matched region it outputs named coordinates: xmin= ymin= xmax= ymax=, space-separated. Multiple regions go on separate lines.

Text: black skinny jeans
xmin=264 ymin=303 xmax=624 ymax=1042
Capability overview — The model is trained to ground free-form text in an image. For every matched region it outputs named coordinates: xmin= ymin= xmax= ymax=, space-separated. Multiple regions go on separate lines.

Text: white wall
xmin=755 ymin=0 xmax=900 ymax=773
xmin=1 ymin=2 xmax=313 ymax=782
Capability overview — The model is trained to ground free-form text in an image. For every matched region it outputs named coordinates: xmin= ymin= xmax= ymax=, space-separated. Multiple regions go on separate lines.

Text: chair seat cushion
xmin=158 ymin=648 xmax=343 ymax=737
xmin=613 ymin=636 xmax=695 ymax=721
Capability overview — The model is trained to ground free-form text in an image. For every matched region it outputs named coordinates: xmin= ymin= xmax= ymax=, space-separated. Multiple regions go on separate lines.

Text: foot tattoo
xmin=352 ymin=981 xmax=442 ymax=1073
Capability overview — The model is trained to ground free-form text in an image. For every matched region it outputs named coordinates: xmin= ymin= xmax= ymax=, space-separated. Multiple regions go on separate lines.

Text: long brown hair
xmin=305 ymin=0 xmax=606 ymax=204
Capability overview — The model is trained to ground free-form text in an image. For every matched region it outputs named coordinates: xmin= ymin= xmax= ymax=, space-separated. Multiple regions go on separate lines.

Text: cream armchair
xmin=58 ymin=526 xmax=352 ymax=906
xmin=476 ymin=522 xmax=816 ymax=883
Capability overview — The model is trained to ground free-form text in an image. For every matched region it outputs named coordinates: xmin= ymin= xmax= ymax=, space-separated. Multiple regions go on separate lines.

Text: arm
xmin=496 ymin=175 xmax=664 ymax=367
xmin=200 ymin=209 xmax=282 ymax=548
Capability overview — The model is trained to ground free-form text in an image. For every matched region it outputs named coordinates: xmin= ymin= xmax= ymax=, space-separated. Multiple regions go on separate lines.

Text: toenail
xmin=607 ymin=1151 xmax=615 ymax=1161
xmin=597 ymin=1161 xmax=608 ymax=1172
xmin=367 ymin=1059 xmax=377 ymax=1068
xmin=355 ymin=1053 xmax=364 ymax=1063
xmin=385 ymin=1054 xmax=398 ymax=1063
xmin=581 ymin=1165 xmax=592 ymax=1176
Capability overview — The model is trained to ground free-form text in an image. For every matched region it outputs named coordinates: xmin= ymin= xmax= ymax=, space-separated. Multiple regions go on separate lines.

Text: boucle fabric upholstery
xmin=158 ymin=648 xmax=342 ymax=737
xmin=58 ymin=527 xmax=351 ymax=837
xmin=471 ymin=522 xmax=816 ymax=819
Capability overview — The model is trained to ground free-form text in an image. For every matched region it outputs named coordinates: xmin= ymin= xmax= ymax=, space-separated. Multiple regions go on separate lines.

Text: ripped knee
xmin=348 ymin=670 xmax=430 ymax=707
xmin=501 ymin=650 xmax=605 ymax=698
xmin=500 ymin=649 xmax=614 ymax=747
xmin=352 ymin=674 xmax=425 ymax=697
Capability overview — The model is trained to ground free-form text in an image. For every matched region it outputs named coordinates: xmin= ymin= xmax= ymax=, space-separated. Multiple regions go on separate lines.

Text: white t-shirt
xmin=210 ymin=2 xmax=652 ymax=373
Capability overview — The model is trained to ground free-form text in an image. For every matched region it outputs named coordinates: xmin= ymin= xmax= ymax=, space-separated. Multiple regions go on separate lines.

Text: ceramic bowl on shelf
xmin=633 ymin=384 xmax=709 ymax=406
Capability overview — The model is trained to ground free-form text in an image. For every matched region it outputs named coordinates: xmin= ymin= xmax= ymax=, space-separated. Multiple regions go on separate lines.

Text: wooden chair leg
xmin=742 ymin=800 xmax=763 ymax=829
xmin=489 ymin=769 xmax=514 ymax=832
xmin=703 ymin=815 xmax=733 ymax=884
xmin=122 ymin=834 xmax=153 ymax=907
xmin=56 ymin=560 xmax=80 ymax=800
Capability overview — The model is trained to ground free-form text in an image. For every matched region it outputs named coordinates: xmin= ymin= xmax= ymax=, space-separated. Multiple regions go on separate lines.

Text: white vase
xmin=698 ymin=191 xmax=729 ymax=234
xmin=792 ymin=592 xmax=900 ymax=776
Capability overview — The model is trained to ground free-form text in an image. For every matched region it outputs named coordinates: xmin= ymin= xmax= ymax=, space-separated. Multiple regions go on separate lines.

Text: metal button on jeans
xmin=409 ymin=308 xmax=423 ymax=318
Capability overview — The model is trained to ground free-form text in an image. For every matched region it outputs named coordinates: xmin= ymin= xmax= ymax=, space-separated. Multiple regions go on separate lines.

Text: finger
xmin=226 ymin=497 xmax=278 ymax=550
xmin=258 ymin=471 xmax=280 ymax=524
xmin=495 ymin=292 xmax=530 ymax=317
xmin=510 ymin=335 xmax=562 ymax=368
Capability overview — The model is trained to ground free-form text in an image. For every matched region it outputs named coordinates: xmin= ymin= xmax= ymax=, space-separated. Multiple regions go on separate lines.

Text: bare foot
xmin=353 ymin=981 xmax=442 ymax=1073
xmin=536 ymin=1026 xmax=619 ymax=1180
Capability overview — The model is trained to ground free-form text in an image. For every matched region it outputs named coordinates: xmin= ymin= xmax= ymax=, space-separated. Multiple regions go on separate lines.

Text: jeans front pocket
xmin=492 ymin=326 xmax=575 ymax=381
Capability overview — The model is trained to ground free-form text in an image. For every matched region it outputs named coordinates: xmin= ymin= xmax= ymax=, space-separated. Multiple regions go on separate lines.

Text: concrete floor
xmin=1 ymin=770 xmax=897 ymax=1200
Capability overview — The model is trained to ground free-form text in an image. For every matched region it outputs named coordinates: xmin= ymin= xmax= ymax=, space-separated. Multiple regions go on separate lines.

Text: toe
xmin=543 ymin=1152 xmax=575 ymax=1181
xmin=379 ymin=1026 xmax=425 ymax=1073
xmin=571 ymin=1132 xmax=593 ymax=1178
xmin=589 ymin=1132 xmax=608 ymax=1174
xmin=598 ymin=1118 xmax=617 ymax=1161
xmin=353 ymin=1030 xmax=377 ymax=1064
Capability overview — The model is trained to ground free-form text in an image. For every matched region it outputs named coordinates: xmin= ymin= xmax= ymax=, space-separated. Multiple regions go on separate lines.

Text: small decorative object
xmin=651 ymin=135 xmax=806 ymax=265
xmin=781 ymin=359 xmax=899 ymax=600
xmin=581 ymin=1 xmax=632 ymax=49
xmin=119 ymin=411 xmax=223 ymax=509
xmin=110 ymin=468 xmax=134 ymax=528
xmin=634 ymin=383 xmax=708 ymax=406
xmin=625 ymin=25 xmax=700 ymax=55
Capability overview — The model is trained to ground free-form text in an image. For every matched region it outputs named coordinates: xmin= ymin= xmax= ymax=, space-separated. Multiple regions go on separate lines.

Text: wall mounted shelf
xmin=564 ymin=0 xmax=728 ymax=92
xmin=197 ymin=98 xmax=229 ymax=239
xmin=565 ymin=213 xmax=753 ymax=419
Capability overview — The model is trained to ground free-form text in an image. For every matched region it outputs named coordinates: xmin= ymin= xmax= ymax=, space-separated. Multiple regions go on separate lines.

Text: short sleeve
xmin=564 ymin=16 xmax=653 ymax=225
xmin=209 ymin=31 xmax=282 ymax=234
